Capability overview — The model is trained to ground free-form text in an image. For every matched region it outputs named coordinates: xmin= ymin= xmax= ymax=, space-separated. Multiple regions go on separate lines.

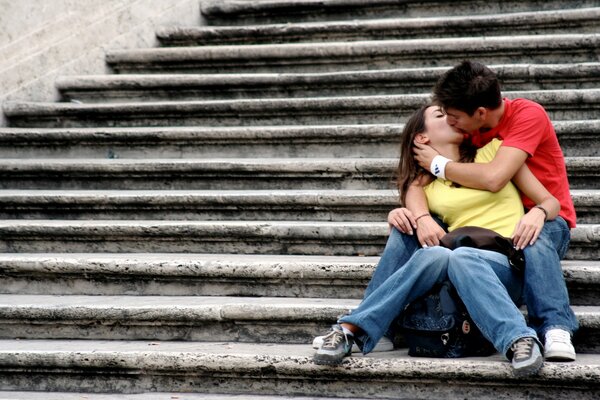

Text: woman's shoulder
xmin=475 ymin=138 xmax=502 ymax=162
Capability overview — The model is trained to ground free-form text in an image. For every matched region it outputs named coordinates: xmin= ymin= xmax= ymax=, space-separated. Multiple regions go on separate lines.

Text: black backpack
xmin=398 ymin=280 xmax=496 ymax=358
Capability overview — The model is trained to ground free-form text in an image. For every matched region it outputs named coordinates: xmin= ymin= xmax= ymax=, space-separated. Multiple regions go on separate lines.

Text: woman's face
xmin=422 ymin=106 xmax=464 ymax=146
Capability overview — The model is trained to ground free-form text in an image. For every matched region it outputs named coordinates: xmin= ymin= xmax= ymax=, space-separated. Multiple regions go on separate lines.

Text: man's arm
xmin=414 ymin=143 xmax=528 ymax=192
xmin=511 ymin=163 xmax=561 ymax=249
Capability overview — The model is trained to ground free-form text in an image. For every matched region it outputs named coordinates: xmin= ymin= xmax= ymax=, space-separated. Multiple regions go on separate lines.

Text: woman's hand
xmin=512 ymin=207 xmax=546 ymax=250
xmin=387 ymin=208 xmax=417 ymax=234
xmin=416 ymin=215 xmax=446 ymax=247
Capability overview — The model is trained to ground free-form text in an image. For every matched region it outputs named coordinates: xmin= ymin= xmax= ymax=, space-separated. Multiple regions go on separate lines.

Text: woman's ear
xmin=414 ymin=133 xmax=429 ymax=144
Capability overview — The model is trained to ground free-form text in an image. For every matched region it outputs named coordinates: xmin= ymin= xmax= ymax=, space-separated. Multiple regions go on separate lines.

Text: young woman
xmin=313 ymin=104 xmax=560 ymax=377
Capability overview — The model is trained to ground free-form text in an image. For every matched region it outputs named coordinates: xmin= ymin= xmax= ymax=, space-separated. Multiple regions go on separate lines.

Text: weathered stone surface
xmin=0 ymin=189 xmax=398 ymax=221
xmin=1 ymin=0 xmax=599 ymax=397
xmin=200 ymin=0 xmax=600 ymax=25
xmin=104 ymin=35 xmax=600 ymax=73
xmin=0 ymin=189 xmax=594 ymax=223
xmin=0 ymin=253 xmax=375 ymax=297
xmin=0 ymin=340 xmax=599 ymax=398
xmin=5 ymin=89 xmax=600 ymax=127
xmin=0 ymin=254 xmax=597 ymax=304
xmin=0 ymin=221 xmax=596 ymax=259
xmin=0 ymin=393 xmax=353 ymax=400
xmin=0 ymin=120 xmax=596 ymax=158
xmin=0 ymin=295 xmax=597 ymax=349
xmin=56 ymin=63 xmax=600 ymax=102
xmin=0 ymin=124 xmax=403 ymax=158
xmin=160 ymin=8 xmax=600 ymax=45
xmin=0 ymin=157 xmax=593 ymax=190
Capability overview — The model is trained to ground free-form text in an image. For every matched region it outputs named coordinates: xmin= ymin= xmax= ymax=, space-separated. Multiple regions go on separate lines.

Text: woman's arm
xmin=405 ymin=181 xmax=446 ymax=247
xmin=511 ymin=163 xmax=561 ymax=249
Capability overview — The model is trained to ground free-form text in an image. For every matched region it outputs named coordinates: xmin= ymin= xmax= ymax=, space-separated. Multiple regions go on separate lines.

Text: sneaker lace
xmin=546 ymin=329 xmax=571 ymax=345
xmin=512 ymin=338 xmax=534 ymax=361
xmin=322 ymin=328 xmax=347 ymax=349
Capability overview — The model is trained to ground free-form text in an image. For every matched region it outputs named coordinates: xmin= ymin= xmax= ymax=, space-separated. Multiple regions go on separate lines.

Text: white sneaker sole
xmin=544 ymin=349 xmax=576 ymax=361
xmin=312 ymin=335 xmax=394 ymax=352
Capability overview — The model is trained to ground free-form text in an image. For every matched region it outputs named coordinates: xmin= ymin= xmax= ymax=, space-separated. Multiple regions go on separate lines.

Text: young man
xmin=411 ymin=60 xmax=578 ymax=361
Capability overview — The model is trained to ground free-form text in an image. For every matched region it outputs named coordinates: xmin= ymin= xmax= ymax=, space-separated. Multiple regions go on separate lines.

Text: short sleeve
xmin=500 ymin=103 xmax=549 ymax=157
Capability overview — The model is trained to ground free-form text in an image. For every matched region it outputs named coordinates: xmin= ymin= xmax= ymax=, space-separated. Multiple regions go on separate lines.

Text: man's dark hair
xmin=432 ymin=60 xmax=502 ymax=116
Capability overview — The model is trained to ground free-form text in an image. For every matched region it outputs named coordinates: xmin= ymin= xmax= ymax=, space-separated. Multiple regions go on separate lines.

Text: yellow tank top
xmin=423 ymin=139 xmax=524 ymax=237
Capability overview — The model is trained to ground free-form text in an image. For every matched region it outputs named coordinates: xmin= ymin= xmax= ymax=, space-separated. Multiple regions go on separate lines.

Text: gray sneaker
xmin=313 ymin=333 xmax=393 ymax=353
xmin=313 ymin=325 xmax=354 ymax=366
xmin=510 ymin=337 xmax=543 ymax=377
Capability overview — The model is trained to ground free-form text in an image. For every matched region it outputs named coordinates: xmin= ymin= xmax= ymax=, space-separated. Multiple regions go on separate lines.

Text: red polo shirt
xmin=471 ymin=98 xmax=576 ymax=228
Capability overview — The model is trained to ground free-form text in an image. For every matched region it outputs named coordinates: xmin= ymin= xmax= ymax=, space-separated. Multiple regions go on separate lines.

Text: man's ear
xmin=475 ymin=107 xmax=487 ymax=121
xmin=414 ymin=133 xmax=429 ymax=144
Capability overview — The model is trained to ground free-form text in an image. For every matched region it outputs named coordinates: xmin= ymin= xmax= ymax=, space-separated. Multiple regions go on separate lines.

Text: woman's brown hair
xmin=395 ymin=104 xmax=477 ymax=205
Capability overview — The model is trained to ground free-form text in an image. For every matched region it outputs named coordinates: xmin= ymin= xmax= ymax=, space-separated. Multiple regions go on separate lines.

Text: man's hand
xmin=388 ymin=208 xmax=417 ymax=235
xmin=512 ymin=207 xmax=546 ymax=250
xmin=416 ymin=215 xmax=446 ymax=247
xmin=413 ymin=142 xmax=440 ymax=172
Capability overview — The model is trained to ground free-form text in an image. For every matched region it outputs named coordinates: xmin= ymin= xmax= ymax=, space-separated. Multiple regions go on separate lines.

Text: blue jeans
xmin=339 ymin=246 xmax=451 ymax=353
xmin=341 ymin=245 xmax=538 ymax=357
xmin=362 ymin=227 xmax=421 ymax=299
xmin=521 ymin=217 xmax=578 ymax=337
xmin=364 ymin=218 xmax=577 ymax=338
xmin=447 ymin=247 xmax=539 ymax=357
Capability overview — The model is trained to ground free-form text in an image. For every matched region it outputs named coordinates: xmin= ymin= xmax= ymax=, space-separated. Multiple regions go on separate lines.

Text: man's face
xmin=444 ymin=107 xmax=485 ymax=135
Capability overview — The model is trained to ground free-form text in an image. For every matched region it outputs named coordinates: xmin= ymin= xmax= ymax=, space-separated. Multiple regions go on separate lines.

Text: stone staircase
xmin=1 ymin=0 xmax=600 ymax=398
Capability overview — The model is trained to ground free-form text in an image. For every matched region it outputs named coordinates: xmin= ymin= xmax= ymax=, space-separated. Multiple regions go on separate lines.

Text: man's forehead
xmin=444 ymin=108 xmax=467 ymax=117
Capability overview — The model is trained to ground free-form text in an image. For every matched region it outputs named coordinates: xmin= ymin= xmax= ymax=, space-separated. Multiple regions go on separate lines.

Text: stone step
xmin=0 ymin=157 xmax=594 ymax=190
xmin=105 ymin=34 xmax=600 ymax=73
xmin=0 ymin=340 xmax=599 ymax=398
xmin=201 ymin=0 xmax=600 ymax=25
xmin=0 ymin=120 xmax=597 ymax=158
xmin=0 ymin=295 xmax=597 ymax=350
xmin=160 ymin=8 xmax=600 ymax=45
xmin=0 ymin=254 xmax=596 ymax=305
xmin=57 ymin=64 xmax=600 ymax=102
xmin=0 ymin=392 xmax=347 ymax=400
xmin=0 ymin=189 xmax=397 ymax=221
xmin=0 ymin=220 xmax=596 ymax=259
xmin=0 ymin=124 xmax=401 ymax=158
xmin=0 ymin=189 xmax=595 ymax=223
xmin=5 ymin=90 xmax=600 ymax=128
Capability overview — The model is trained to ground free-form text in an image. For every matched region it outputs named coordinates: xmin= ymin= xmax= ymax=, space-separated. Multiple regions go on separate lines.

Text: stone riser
xmin=105 ymin=35 xmax=600 ymax=74
xmin=0 ymin=255 xmax=596 ymax=305
xmin=159 ymin=8 xmax=600 ymax=45
xmin=0 ymin=190 xmax=595 ymax=223
xmin=0 ymin=295 xmax=596 ymax=350
xmin=0 ymin=158 xmax=594 ymax=190
xmin=0 ymin=222 xmax=595 ymax=259
xmin=1 ymin=341 xmax=599 ymax=398
xmin=6 ymin=90 xmax=600 ymax=128
xmin=57 ymin=63 xmax=600 ymax=102
xmin=0 ymin=121 xmax=597 ymax=158
xmin=2 ymin=274 xmax=596 ymax=306
xmin=201 ymin=0 xmax=600 ymax=25
xmin=0 ymin=190 xmax=398 ymax=222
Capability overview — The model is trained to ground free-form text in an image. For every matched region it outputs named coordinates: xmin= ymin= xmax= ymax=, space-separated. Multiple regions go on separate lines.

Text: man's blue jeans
xmin=521 ymin=217 xmax=578 ymax=337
